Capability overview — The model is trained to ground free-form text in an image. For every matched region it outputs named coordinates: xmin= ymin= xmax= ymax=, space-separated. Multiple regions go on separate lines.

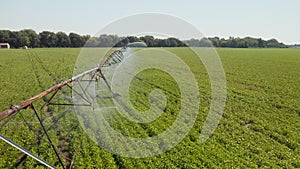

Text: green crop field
xmin=0 ymin=48 xmax=299 ymax=168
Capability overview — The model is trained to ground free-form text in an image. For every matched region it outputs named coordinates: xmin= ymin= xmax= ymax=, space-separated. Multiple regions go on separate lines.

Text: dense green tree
xmin=81 ymin=35 xmax=91 ymax=46
xmin=140 ymin=36 xmax=155 ymax=47
xmin=8 ymin=31 xmax=19 ymax=48
xmin=21 ymin=29 xmax=39 ymax=48
xmin=127 ymin=36 xmax=140 ymax=43
xmin=56 ymin=32 xmax=71 ymax=47
xmin=208 ymin=37 xmax=220 ymax=47
xmin=258 ymin=38 xmax=264 ymax=48
xmin=265 ymin=39 xmax=285 ymax=48
xmin=184 ymin=38 xmax=200 ymax=47
xmin=114 ymin=37 xmax=129 ymax=47
xmin=0 ymin=30 xmax=11 ymax=43
xmin=17 ymin=30 xmax=31 ymax=47
xmin=85 ymin=37 xmax=100 ymax=47
xmin=39 ymin=31 xmax=57 ymax=47
xmin=69 ymin=32 xmax=83 ymax=47
xmin=169 ymin=38 xmax=178 ymax=47
xmin=244 ymin=37 xmax=258 ymax=48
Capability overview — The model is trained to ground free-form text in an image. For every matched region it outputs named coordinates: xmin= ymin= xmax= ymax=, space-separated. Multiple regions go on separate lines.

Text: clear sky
xmin=1 ymin=0 xmax=299 ymax=44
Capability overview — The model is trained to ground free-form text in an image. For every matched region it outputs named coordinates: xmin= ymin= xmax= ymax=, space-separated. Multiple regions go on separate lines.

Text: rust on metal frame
xmin=0 ymin=79 xmax=72 ymax=121
xmin=0 ymin=48 xmax=125 ymax=122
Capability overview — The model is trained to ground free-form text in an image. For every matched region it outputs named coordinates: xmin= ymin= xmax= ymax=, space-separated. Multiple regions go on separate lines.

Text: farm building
xmin=0 ymin=43 xmax=10 ymax=49
xmin=126 ymin=42 xmax=147 ymax=47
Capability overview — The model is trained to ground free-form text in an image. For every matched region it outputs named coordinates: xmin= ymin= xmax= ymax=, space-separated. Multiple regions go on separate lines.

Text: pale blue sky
xmin=1 ymin=0 xmax=299 ymax=44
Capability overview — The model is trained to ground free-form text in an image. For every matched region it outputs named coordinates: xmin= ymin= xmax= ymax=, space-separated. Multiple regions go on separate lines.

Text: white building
xmin=0 ymin=43 xmax=10 ymax=49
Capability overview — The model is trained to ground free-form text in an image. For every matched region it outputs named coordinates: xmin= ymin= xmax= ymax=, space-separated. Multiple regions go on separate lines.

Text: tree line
xmin=203 ymin=37 xmax=287 ymax=48
xmin=0 ymin=29 xmax=287 ymax=48
xmin=0 ymin=29 xmax=90 ymax=48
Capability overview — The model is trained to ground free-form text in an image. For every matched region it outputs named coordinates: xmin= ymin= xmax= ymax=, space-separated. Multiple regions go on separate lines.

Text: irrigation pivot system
xmin=0 ymin=47 xmax=127 ymax=169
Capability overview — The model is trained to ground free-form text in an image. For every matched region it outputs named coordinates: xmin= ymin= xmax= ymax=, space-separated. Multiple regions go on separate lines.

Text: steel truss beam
xmin=0 ymin=47 xmax=127 ymax=168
